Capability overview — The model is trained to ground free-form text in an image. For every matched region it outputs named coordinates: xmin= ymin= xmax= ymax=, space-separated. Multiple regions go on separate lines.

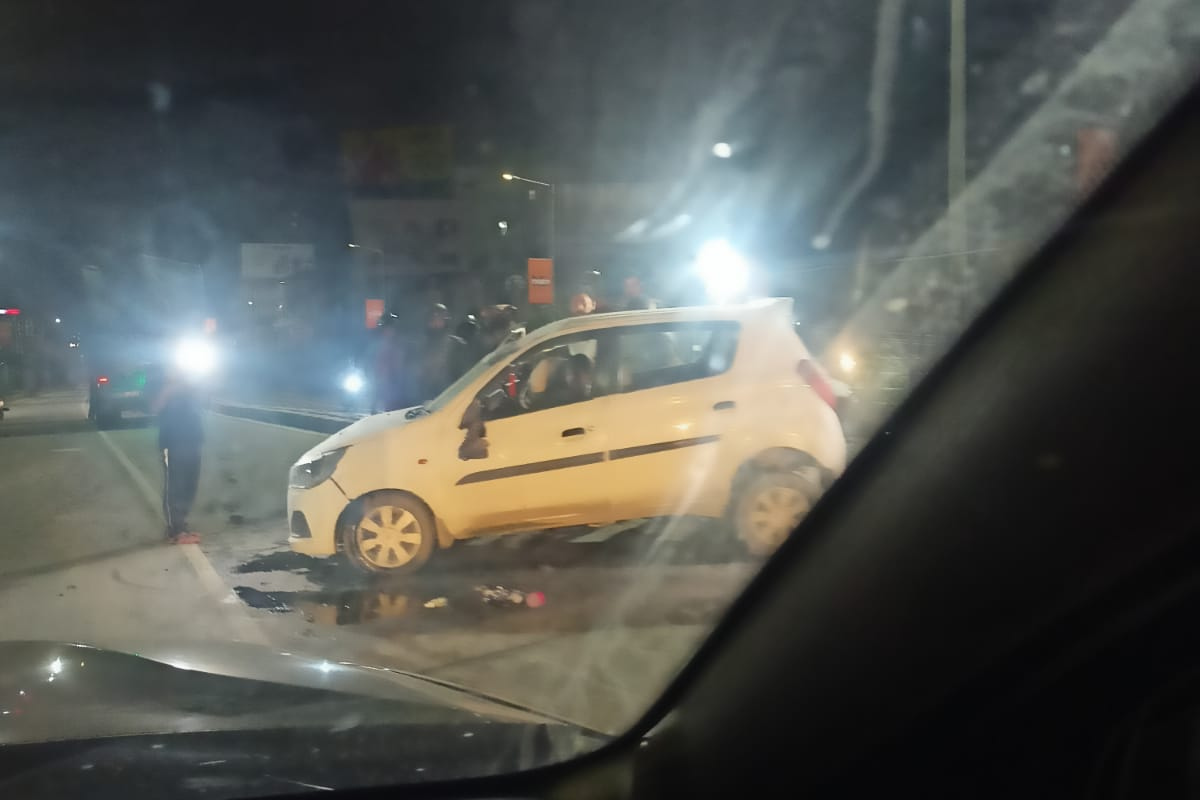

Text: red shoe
xmin=172 ymin=532 xmax=201 ymax=544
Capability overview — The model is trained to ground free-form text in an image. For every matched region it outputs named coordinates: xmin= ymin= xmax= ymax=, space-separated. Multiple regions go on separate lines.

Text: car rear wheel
xmin=734 ymin=469 xmax=820 ymax=557
xmin=341 ymin=492 xmax=436 ymax=576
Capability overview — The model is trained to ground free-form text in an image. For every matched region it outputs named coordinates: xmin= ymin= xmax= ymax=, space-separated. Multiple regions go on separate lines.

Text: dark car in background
xmin=87 ymin=362 xmax=162 ymax=428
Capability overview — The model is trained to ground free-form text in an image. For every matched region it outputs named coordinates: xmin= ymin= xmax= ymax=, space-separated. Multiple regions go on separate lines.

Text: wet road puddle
xmin=233 ymin=583 xmax=550 ymax=628
xmin=230 ymin=518 xmax=755 ymax=634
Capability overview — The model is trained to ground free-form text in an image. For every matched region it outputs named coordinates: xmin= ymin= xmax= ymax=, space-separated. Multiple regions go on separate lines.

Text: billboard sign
xmin=341 ymin=126 xmax=453 ymax=195
xmin=365 ymin=298 xmax=385 ymax=329
xmin=527 ymin=258 xmax=554 ymax=305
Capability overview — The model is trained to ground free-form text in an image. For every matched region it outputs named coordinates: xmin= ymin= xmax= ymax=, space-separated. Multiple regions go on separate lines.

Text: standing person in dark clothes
xmin=372 ymin=316 xmax=408 ymax=412
xmin=417 ymin=303 xmax=455 ymax=401
xmin=156 ymin=371 xmax=204 ymax=544
xmin=620 ymin=275 xmax=656 ymax=310
xmin=569 ymin=292 xmax=597 ymax=316
xmin=448 ymin=314 xmax=478 ymax=382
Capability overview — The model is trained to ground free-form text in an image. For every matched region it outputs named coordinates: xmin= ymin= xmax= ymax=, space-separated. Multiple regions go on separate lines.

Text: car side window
xmin=615 ymin=322 xmax=739 ymax=392
xmin=476 ymin=333 xmax=610 ymax=421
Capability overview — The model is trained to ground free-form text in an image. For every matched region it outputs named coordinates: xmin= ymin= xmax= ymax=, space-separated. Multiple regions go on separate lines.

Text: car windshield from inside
xmin=0 ymin=1 xmax=1196 ymax=797
xmin=423 ymin=336 xmax=524 ymax=414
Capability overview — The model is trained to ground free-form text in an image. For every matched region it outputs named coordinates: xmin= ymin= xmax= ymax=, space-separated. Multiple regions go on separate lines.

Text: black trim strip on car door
xmin=455 ymin=435 xmax=722 ymax=485
xmin=455 ymin=452 xmax=606 ymax=485
xmin=608 ymin=434 xmax=721 ymax=461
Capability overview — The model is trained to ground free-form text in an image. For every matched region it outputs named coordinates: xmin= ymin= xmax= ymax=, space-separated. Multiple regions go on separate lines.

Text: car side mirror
xmin=460 ymin=398 xmax=483 ymax=429
xmin=458 ymin=399 xmax=488 ymax=460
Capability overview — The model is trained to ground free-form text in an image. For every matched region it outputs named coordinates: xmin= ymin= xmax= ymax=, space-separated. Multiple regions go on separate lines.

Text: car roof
xmin=525 ymin=297 xmax=794 ymax=342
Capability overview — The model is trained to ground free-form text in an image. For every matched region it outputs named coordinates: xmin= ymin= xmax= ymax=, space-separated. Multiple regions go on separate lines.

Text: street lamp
xmin=501 ymin=172 xmax=555 ymax=267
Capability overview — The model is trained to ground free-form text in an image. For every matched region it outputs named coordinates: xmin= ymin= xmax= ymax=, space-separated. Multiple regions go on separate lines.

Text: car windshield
xmin=1 ymin=1 xmax=1197 ymax=796
xmin=424 ymin=337 xmax=523 ymax=413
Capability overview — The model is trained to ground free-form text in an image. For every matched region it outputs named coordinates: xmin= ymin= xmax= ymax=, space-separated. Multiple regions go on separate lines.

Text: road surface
xmin=0 ymin=391 xmax=758 ymax=733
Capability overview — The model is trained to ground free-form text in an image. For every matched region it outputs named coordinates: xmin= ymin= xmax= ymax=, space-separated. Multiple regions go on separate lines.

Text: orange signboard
xmin=365 ymin=298 xmax=385 ymax=329
xmin=527 ymin=258 xmax=554 ymax=305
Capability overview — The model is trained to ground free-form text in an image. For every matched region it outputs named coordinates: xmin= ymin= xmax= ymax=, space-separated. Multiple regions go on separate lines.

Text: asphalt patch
xmin=235 ymin=550 xmax=322 ymax=575
xmin=233 ymin=586 xmax=292 ymax=613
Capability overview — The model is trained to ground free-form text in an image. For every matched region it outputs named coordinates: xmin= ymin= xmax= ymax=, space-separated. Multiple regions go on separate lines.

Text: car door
xmin=447 ymin=330 xmax=617 ymax=535
xmin=603 ymin=321 xmax=742 ymax=520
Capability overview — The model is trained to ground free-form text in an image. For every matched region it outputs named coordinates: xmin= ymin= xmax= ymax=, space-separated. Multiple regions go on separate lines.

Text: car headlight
xmin=838 ymin=351 xmax=857 ymax=374
xmin=289 ymin=448 xmax=348 ymax=489
xmin=341 ymin=370 xmax=365 ymax=393
xmin=174 ymin=337 xmax=217 ymax=377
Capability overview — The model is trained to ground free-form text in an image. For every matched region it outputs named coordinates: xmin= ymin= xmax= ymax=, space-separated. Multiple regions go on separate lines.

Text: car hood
xmin=296 ymin=406 xmax=428 ymax=462
xmin=0 ymin=640 xmax=584 ymax=745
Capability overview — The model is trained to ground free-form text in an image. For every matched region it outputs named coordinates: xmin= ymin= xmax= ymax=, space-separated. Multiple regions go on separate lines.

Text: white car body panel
xmin=287 ymin=298 xmax=846 ymax=559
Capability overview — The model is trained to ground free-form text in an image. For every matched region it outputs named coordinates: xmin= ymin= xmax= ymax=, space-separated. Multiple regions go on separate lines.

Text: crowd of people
xmin=369 ymin=302 xmax=518 ymax=412
xmin=368 ymin=275 xmax=657 ymax=413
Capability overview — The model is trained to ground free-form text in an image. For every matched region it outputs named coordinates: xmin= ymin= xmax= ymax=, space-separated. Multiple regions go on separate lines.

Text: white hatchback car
xmin=288 ymin=298 xmax=846 ymax=574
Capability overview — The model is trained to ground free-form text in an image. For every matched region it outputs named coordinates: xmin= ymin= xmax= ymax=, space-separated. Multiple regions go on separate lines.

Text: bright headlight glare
xmin=174 ymin=337 xmax=217 ymax=376
xmin=696 ymin=238 xmax=750 ymax=304
xmin=289 ymin=448 xmax=348 ymax=489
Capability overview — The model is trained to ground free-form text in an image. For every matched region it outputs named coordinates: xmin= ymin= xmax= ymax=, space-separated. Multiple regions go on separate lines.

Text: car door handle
xmin=713 ymin=401 xmax=736 ymax=411
xmin=561 ymin=427 xmax=586 ymax=437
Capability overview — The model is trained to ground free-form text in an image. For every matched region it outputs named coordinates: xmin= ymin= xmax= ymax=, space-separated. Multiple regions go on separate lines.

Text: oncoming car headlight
xmin=174 ymin=337 xmax=218 ymax=378
xmin=289 ymin=448 xmax=348 ymax=489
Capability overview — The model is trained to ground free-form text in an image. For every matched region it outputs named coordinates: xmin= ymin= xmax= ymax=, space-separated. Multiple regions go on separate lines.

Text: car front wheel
xmin=734 ymin=469 xmax=820 ymax=557
xmin=341 ymin=492 xmax=436 ymax=576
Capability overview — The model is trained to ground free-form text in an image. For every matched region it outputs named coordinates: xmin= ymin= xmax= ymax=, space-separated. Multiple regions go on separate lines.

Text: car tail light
xmin=96 ymin=376 xmax=109 ymax=385
xmin=797 ymin=360 xmax=836 ymax=409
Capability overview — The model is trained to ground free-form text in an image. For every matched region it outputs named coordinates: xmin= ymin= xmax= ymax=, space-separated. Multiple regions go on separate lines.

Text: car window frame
xmin=610 ymin=320 xmax=741 ymax=394
xmin=473 ymin=329 xmax=616 ymax=421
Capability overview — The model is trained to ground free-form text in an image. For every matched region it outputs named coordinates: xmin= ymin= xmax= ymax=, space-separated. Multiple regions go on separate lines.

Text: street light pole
xmin=501 ymin=173 xmax=556 ymax=266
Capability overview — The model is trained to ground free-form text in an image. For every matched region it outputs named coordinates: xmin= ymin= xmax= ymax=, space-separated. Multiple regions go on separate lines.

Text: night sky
xmin=0 ymin=0 xmax=1133 ymax=326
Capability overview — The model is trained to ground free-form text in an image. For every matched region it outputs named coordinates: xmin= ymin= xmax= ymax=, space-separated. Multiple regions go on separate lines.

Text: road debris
xmin=475 ymin=585 xmax=545 ymax=608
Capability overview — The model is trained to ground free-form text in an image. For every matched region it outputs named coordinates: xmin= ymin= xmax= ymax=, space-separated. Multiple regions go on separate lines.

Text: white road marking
xmin=96 ymin=430 xmax=269 ymax=645
xmin=50 ymin=447 xmax=82 ymax=452
xmin=229 ymin=404 xmax=362 ymax=422
xmin=211 ymin=411 xmax=325 ymax=437
xmin=96 ymin=430 xmax=161 ymax=509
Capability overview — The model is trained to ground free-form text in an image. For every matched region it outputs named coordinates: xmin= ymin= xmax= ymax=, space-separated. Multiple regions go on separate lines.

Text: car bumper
xmin=96 ymin=394 xmax=150 ymax=414
xmin=288 ymin=479 xmax=349 ymax=558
